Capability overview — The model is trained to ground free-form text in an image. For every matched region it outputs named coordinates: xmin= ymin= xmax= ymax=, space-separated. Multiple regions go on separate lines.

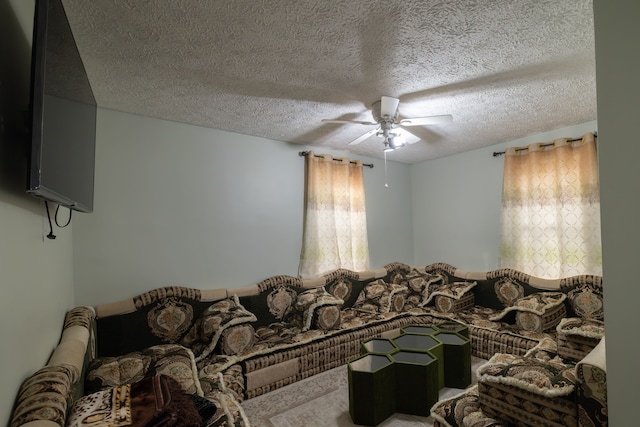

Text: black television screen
xmin=28 ymin=0 xmax=96 ymax=213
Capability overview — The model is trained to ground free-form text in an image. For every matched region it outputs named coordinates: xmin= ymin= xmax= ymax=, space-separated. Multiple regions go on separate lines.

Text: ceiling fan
xmin=322 ymin=96 xmax=453 ymax=151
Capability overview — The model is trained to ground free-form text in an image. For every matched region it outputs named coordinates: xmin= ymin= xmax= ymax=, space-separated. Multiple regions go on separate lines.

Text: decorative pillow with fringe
xmin=430 ymin=385 xmax=507 ymax=427
xmin=352 ymin=279 xmax=408 ymax=313
xmin=180 ymin=295 xmax=257 ymax=362
xmin=489 ymin=292 xmax=567 ymax=332
xmin=294 ymin=287 xmax=344 ymax=331
xmin=567 ymin=285 xmax=604 ymax=320
xmin=478 ymin=353 xmax=576 ymax=398
xmin=402 ymin=270 xmax=445 ymax=308
xmin=421 ymin=281 xmax=477 ymax=306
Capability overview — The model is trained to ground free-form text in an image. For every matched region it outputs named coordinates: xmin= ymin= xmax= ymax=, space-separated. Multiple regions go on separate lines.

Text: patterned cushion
xmin=402 ymin=270 xmax=445 ymax=308
xmin=219 ymin=323 xmax=256 ymax=355
xmin=490 ymin=292 xmax=567 ymax=332
xmin=314 ymin=305 xmax=342 ymax=330
xmin=494 ymin=279 xmax=525 ymax=307
xmin=85 ymin=344 xmax=204 ymax=396
xmin=422 ymin=281 xmax=477 ymax=306
xmin=434 ymin=291 xmax=475 ymax=314
xmin=180 ymin=295 xmax=257 ymax=361
xmin=478 ymin=353 xmax=576 ymax=397
xmin=266 ymin=286 xmax=298 ymax=321
xmin=430 ymin=386 xmax=507 ymax=427
xmin=352 ymin=279 xmax=408 ymax=313
xmin=325 ymin=279 xmax=353 ymax=304
xmin=295 ymin=287 xmax=344 ymax=331
xmin=524 ymin=337 xmax=559 ymax=362
xmin=567 ymin=285 xmax=604 ymax=320
xmin=146 ymin=297 xmax=195 ymax=343
xmin=515 ymin=303 xmax=566 ymax=333
xmin=557 ymin=317 xmax=605 ymax=339
xmin=556 ymin=317 xmax=604 ymax=362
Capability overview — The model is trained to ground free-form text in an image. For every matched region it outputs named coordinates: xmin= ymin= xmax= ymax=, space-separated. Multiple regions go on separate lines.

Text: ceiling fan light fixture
xmin=388 ymin=134 xmax=406 ymax=150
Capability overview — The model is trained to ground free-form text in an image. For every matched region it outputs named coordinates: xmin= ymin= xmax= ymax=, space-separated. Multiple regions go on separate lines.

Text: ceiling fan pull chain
xmin=384 ymin=151 xmax=389 ymax=188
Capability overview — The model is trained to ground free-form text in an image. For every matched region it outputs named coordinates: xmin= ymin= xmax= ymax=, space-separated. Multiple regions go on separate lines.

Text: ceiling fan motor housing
xmin=371 ymin=98 xmax=399 ymax=123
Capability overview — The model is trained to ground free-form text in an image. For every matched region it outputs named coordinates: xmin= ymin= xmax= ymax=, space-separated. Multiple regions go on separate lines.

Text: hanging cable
xmin=44 ymin=201 xmax=56 ymax=239
xmin=54 ymin=204 xmax=72 ymax=228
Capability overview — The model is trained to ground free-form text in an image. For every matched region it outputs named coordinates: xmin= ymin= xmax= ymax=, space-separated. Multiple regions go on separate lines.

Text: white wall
xmin=0 ymin=195 xmax=75 ymax=425
xmin=593 ymin=1 xmax=640 ymax=424
xmin=410 ymin=121 xmax=598 ymax=270
xmin=0 ymin=1 xmax=75 ymax=425
xmin=72 ymin=109 xmax=414 ymax=306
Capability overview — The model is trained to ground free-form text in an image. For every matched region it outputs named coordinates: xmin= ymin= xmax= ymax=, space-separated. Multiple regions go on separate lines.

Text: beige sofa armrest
xmin=576 ymin=335 xmax=606 ymax=376
xmin=574 ymin=336 xmax=608 ymax=426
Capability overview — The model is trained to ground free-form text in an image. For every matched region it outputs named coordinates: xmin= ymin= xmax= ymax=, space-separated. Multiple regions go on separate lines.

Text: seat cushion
xmin=85 ymin=344 xmax=203 ymax=396
xmin=478 ymin=353 xmax=576 ymax=398
xmin=556 ymin=317 xmax=605 ymax=362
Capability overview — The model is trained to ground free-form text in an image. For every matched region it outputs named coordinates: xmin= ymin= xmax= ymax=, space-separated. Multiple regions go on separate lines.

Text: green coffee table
xmin=391 ymin=350 xmax=439 ymax=416
xmin=435 ymin=320 xmax=469 ymax=338
xmin=433 ymin=331 xmax=472 ymax=388
xmin=348 ymin=354 xmax=396 ymax=426
xmin=361 ymin=337 xmax=398 ymax=355
xmin=393 ymin=332 xmax=444 ymax=389
xmin=348 ymin=324 xmax=472 ymax=425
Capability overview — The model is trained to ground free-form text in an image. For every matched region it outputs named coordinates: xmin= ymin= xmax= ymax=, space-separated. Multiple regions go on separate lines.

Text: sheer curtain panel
xmin=298 ymin=152 xmax=370 ymax=278
xmin=499 ymin=133 xmax=602 ymax=279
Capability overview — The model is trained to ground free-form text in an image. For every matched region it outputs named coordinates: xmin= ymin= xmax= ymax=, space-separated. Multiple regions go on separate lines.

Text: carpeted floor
xmin=242 ymin=356 xmax=486 ymax=427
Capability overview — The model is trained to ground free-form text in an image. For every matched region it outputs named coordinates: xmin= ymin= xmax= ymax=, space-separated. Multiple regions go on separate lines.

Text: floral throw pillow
xmin=494 ymin=279 xmax=525 ymax=307
xmin=352 ymin=279 xmax=408 ymax=313
xmin=421 ymin=281 xmax=477 ymax=306
xmin=294 ymin=287 xmax=344 ymax=331
xmin=567 ymin=285 xmax=604 ymax=320
xmin=490 ymin=292 xmax=567 ymax=332
xmin=402 ymin=270 xmax=445 ymax=308
xmin=180 ymin=295 xmax=257 ymax=361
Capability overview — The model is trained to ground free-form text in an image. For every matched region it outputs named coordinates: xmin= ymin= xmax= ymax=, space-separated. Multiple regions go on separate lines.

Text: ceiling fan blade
xmin=399 ymin=115 xmax=453 ymax=126
xmin=395 ymin=128 xmax=421 ymax=145
xmin=322 ymin=119 xmax=378 ymax=125
xmin=348 ymin=128 xmax=379 ymax=145
xmin=380 ymin=96 xmax=400 ymax=117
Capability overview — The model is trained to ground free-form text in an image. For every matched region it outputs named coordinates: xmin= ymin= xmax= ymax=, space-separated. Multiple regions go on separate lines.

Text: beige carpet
xmin=242 ymin=357 xmax=486 ymax=427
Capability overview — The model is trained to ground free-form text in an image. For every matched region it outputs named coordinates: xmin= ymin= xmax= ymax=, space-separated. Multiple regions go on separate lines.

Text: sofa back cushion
xmin=239 ymin=284 xmax=306 ymax=328
xmin=96 ymin=287 xmax=212 ymax=357
xmin=567 ymin=284 xmax=604 ymax=320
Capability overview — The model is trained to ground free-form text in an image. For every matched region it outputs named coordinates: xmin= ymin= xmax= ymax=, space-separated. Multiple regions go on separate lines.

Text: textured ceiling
xmin=61 ymin=0 xmax=596 ymax=164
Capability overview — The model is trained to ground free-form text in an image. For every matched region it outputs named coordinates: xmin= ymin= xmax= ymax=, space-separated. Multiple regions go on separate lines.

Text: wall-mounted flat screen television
xmin=28 ymin=0 xmax=96 ymax=213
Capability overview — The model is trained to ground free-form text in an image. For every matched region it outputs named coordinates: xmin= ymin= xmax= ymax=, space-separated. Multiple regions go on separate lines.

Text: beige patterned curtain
xmin=298 ymin=152 xmax=370 ymax=278
xmin=500 ymin=133 xmax=602 ymax=278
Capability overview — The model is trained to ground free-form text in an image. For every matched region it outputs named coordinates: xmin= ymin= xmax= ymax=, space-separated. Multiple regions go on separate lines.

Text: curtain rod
xmin=492 ymin=132 xmax=598 ymax=157
xmin=298 ymin=151 xmax=374 ymax=168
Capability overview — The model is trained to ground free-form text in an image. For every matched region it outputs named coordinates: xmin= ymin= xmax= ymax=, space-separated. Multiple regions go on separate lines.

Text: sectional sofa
xmin=10 ymin=262 xmax=605 ymax=427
